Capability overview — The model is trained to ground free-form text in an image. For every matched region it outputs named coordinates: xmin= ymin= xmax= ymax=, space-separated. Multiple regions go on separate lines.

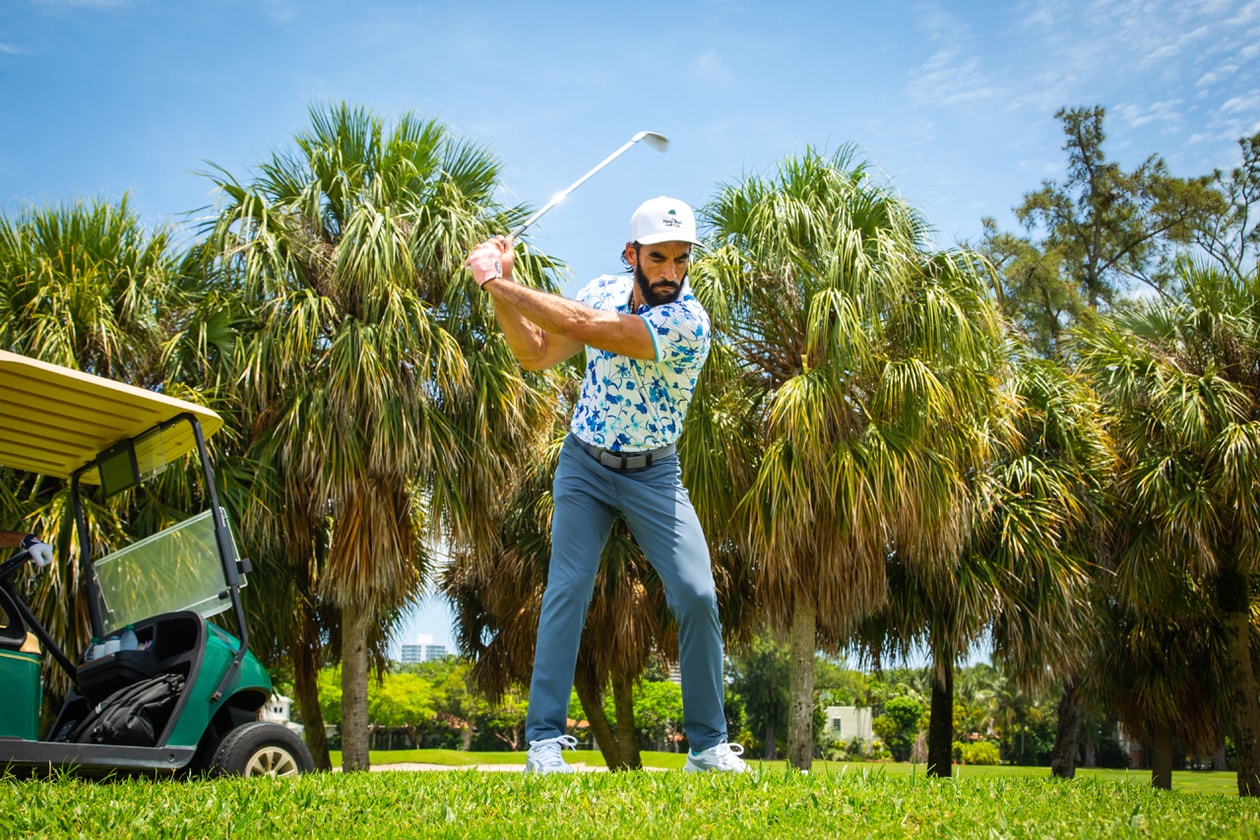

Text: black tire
xmin=209 ymin=722 xmax=314 ymax=777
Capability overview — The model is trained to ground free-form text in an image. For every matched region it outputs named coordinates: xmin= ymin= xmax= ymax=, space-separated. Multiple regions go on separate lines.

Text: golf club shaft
xmin=509 ymin=131 xmax=668 ymax=240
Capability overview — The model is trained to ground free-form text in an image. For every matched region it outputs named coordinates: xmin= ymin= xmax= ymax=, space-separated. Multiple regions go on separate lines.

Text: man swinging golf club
xmin=465 ymin=196 xmax=746 ymax=774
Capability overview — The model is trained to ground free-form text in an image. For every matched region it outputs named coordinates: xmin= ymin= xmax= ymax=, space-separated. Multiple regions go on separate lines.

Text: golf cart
xmin=0 ymin=350 xmax=313 ymax=777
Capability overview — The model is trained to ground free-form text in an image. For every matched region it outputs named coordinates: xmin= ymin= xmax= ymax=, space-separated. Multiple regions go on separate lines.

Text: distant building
xmin=260 ymin=693 xmax=304 ymax=735
xmin=398 ymin=633 xmax=449 ymax=664
xmin=824 ymin=705 xmax=875 ymax=744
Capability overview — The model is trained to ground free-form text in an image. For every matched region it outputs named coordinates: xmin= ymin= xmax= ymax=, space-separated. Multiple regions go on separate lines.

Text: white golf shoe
xmin=525 ymin=734 xmax=579 ymax=774
xmin=684 ymin=741 xmax=749 ymax=773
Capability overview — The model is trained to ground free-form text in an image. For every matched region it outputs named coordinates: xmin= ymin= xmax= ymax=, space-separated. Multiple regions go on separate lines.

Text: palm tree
xmin=1072 ymin=258 xmax=1260 ymax=796
xmin=0 ymin=196 xmax=179 ymax=380
xmin=698 ymin=147 xmax=1007 ymax=770
xmin=1085 ymin=590 xmax=1226 ymax=789
xmin=0 ymin=197 xmax=191 ymax=676
xmin=200 ymin=103 xmax=554 ymax=771
xmin=951 ymin=352 xmax=1110 ymax=776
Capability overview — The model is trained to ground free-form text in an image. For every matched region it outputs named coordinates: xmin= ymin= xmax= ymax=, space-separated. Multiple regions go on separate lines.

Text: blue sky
xmin=4 ymin=0 xmax=1259 ymax=657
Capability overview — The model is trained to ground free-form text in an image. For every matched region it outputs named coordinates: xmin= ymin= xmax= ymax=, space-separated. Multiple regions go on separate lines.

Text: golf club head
xmin=635 ymin=131 xmax=670 ymax=153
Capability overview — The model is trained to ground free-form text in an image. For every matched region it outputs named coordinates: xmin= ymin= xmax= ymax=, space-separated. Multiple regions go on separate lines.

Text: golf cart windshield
xmin=92 ymin=508 xmax=246 ymax=636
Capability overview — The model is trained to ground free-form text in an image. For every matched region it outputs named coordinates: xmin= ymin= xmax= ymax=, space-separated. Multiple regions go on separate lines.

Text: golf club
xmin=509 ymin=130 xmax=669 ymax=240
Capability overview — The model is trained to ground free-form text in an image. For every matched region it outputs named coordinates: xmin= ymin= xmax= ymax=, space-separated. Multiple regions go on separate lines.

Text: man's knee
xmin=672 ymin=581 xmax=719 ymax=623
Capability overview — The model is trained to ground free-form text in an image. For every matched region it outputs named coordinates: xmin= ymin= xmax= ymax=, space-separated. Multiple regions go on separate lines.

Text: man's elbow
xmin=512 ymin=344 xmax=558 ymax=371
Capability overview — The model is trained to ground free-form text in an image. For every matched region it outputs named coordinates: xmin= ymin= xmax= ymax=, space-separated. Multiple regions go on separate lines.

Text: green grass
xmin=349 ymin=749 xmax=1242 ymax=795
xmin=4 ymin=755 xmax=1258 ymax=839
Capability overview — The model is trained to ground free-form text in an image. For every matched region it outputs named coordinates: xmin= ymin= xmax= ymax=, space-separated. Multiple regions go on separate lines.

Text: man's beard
xmin=634 ymin=263 xmax=684 ymax=308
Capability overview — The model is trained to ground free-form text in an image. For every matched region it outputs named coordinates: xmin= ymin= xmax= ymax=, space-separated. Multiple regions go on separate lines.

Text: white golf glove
xmin=465 ymin=239 xmax=513 ymax=288
xmin=20 ymin=534 xmax=54 ymax=568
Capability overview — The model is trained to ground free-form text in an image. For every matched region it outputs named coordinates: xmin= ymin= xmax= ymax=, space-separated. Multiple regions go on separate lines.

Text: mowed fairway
xmin=4 ymin=754 xmax=1258 ymax=839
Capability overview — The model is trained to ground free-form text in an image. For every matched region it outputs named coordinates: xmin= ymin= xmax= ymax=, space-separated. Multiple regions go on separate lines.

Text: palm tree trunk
xmin=1150 ymin=725 xmax=1174 ymax=791
xmin=1219 ymin=573 xmax=1260 ymax=796
xmin=575 ymin=662 xmax=626 ymax=769
xmin=1050 ymin=678 xmax=1083 ymax=779
xmin=339 ymin=602 xmax=372 ymax=772
xmin=927 ymin=657 xmax=954 ymax=778
xmin=291 ymin=617 xmax=331 ymax=771
xmin=611 ymin=668 xmax=643 ymax=770
xmin=787 ymin=598 xmax=817 ymax=771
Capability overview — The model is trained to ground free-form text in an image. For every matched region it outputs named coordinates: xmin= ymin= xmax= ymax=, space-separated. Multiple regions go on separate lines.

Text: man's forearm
xmin=489 ymin=293 xmax=552 ymax=368
xmin=484 ymin=278 xmax=594 ymax=369
xmin=486 ymin=277 xmax=651 ymax=363
xmin=487 ymin=278 xmax=597 ymax=337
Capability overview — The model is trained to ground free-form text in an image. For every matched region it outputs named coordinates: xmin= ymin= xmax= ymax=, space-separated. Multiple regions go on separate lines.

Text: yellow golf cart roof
xmin=0 ymin=350 xmax=223 ymax=483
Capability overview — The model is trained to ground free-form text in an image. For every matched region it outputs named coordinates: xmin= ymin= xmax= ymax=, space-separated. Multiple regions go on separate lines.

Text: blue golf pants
xmin=524 ymin=434 xmax=728 ymax=752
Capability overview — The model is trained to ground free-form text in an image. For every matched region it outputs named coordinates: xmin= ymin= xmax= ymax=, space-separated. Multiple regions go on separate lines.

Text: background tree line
xmin=2 ymin=101 xmax=1258 ymax=795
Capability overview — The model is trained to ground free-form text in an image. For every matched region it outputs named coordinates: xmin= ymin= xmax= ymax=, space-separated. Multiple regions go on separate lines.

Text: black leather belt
xmin=573 ymin=435 xmax=676 ymax=471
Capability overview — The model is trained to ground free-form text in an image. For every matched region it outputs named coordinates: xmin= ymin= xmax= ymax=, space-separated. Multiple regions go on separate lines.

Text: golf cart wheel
xmin=210 ymin=722 xmax=314 ymax=777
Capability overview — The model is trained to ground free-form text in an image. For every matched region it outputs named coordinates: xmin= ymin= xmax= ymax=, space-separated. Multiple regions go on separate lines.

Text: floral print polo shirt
xmin=569 ymin=274 xmax=711 ymax=452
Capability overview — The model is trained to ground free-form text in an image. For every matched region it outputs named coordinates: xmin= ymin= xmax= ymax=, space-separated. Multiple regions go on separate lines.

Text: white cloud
xmin=1220 ymin=93 xmax=1260 ymax=113
xmin=902 ymin=3 xmax=1000 ymax=109
xmin=911 ymin=51 xmax=999 ymax=107
xmin=1226 ymin=0 xmax=1260 ymax=24
xmin=691 ymin=49 xmax=735 ymax=86
xmin=1116 ymin=99 xmax=1185 ymax=130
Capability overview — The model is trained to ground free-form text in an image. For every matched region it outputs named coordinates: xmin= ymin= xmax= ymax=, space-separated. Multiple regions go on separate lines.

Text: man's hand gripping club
xmin=465 ymin=236 xmax=515 ymax=289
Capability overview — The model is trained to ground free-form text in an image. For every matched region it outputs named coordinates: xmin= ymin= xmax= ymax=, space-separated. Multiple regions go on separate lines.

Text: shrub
xmin=871 ymin=696 xmax=924 ymax=762
xmin=960 ymin=741 xmax=1001 ymax=766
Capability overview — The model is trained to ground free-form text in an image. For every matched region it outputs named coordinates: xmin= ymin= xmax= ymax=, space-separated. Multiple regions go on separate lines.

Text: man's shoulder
xmin=576 ymin=274 xmax=632 ymax=304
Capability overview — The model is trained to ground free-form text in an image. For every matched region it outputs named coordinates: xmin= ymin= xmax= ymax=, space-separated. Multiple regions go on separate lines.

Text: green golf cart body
xmin=0 ymin=350 xmax=313 ymax=777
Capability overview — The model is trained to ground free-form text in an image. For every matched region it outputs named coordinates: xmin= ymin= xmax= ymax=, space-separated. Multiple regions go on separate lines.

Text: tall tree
xmin=1016 ymin=105 xmax=1216 ymax=309
xmin=989 ymin=105 xmax=1227 ymax=778
xmin=727 ymin=633 xmax=791 ymax=760
xmin=1073 ymin=259 xmax=1260 ymax=795
xmin=201 ymin=103 xmax=552 ymax=771
xmin=1194 ymin=132 xmax=1260 ymax=281
xmin=700 ymin=147 xmax=1006 ymax=770
xmin=857 ymin=349 xmax=1110 ymax=777
xmin=977 ymin=219 xmax=1080 ymax=357
xmin=0 ymin=198 xmax=194 ymax=678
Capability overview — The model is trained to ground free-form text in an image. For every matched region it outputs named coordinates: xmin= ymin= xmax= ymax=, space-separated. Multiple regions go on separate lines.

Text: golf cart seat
xmin=0 ymin=590 xmax=27 ymax=651
xmin=0 ymin=584 xmax=44 ymax=740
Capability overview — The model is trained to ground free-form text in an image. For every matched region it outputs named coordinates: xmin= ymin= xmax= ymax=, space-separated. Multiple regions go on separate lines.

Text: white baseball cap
xmin=629 ymin=196 xmax=700 ymax=246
